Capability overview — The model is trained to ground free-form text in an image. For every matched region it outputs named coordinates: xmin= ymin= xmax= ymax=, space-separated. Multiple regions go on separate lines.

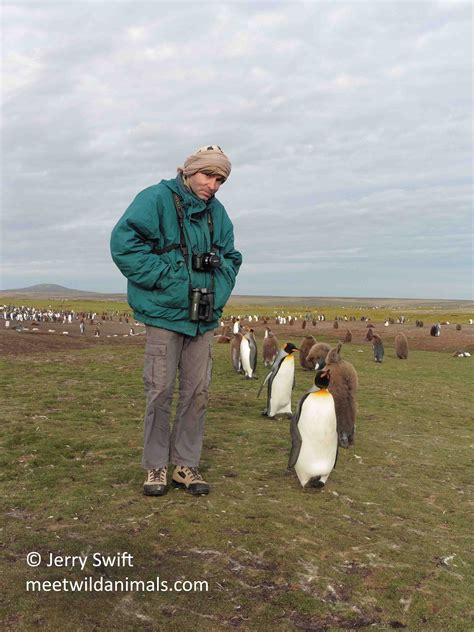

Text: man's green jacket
xmin=110 ymin=175 xmax=242 ymax=335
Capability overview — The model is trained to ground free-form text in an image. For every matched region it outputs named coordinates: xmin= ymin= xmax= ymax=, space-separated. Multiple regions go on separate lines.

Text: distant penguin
xmin=258 ymin=342 xmax=299 ymax=418
xmin=305 ymin=342 xmax=330 ymax=370
xmin=240 ymin=329 xmax=257 ymax=379
xmin=288 ymin=369 xmax=338 ymax=489
xmin=365 ymin=328 xmax=374 ymax=342
xmin=230 ymin=333 xmax=243 ymax=372
xmin=262 ymin=327 xmax=279 ymax=367
xmin=395 ymin=332 xmax=409 ymax=359
xmin=324 ymin=343 xmax=358 ymax=448
xmin=372 ymin=334 xmax=384 ymax=363
xmin=343 ymin=330 xmax=352 ymax=343
xmin=333 ymin=320 xmax=339 ymax=329
xmin=299 ymin=335 xmax=316 ymax=370
xmin=430 ymin=323 xmax=441 ymax=337
xmin=232 ymin=319 xmax=241 ymax=334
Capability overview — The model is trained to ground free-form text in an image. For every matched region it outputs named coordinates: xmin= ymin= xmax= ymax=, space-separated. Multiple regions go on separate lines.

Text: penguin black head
xmin=314 ymin=368 xmax=330 ymax=389
xmin=284 ymin=342 xmax=299 ymax=354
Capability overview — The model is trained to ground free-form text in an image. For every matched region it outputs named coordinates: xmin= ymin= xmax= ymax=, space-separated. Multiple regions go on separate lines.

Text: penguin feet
xmin=305 ymin=476 xmax=325 ymax=489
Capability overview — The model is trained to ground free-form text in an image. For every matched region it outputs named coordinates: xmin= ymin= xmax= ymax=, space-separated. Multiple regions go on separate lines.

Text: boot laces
xmin=185 ymin=467 xmax=202 ymax=482
xmin=150 ymin=467 xmax=167 ymax=483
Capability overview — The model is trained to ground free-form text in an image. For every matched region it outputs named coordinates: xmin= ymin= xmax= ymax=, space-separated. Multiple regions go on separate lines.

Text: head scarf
xmin=178 ymin=145 xmax=231 ymax=182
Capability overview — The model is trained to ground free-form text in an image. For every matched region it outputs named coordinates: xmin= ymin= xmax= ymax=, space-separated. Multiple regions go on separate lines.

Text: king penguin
xmin=258 ymin=342 xmax=298 ymax=418
xmin=240 ymin=329 xmax=257 ymax=379
xmin=288 ymin=369 xmax=338 ymax=488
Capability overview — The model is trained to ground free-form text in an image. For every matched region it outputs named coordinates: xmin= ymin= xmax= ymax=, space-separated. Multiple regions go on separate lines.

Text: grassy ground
xmin=1 ymin=330 xmax=473 ymax=631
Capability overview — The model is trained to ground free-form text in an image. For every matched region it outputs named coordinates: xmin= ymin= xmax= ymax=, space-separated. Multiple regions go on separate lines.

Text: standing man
xmin=110 ymin=145 xmax=242 ymax=497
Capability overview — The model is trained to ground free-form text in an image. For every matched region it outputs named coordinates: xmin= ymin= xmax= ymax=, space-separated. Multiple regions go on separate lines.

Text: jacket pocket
xmin=154 ymin=252 xmax=190 ymax=309
xmin=213 ymin=261 xmax=235 ymax=315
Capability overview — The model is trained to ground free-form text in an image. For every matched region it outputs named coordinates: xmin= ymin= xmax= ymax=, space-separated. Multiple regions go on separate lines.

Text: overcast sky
xmin=1 ymin=1 xmax=472 ymax=299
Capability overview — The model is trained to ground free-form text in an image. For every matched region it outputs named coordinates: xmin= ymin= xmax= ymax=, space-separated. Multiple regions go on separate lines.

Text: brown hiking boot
xmin=143 ymin=466 xmax=168 ymax=496
xmin=171 ymin=466 xmax=210 ymax=495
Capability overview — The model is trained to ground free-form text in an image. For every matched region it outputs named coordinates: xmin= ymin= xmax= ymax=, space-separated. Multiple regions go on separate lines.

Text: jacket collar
xmin=163 ymin=175 xmax=214 ymax=215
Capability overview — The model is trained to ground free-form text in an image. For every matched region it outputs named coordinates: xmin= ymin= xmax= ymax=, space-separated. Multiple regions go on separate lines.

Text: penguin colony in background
xmin=221 ymin=316 xmax=465 ymax=491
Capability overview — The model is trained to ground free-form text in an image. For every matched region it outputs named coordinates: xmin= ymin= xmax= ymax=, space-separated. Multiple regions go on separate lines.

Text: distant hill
xmin=0 ymin=284 xmax=472 ymax=310
xmin=0 ymin=284 xmax=126 ymax=300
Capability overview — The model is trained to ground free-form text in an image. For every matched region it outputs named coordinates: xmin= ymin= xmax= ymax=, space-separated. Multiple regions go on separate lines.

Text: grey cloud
xmin=2 ymin=1 xmax=472 ymax=298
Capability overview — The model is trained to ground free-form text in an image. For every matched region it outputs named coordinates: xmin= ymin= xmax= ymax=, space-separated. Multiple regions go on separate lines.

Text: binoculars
xmin=190 ymin=288 xmax=214 ymax=322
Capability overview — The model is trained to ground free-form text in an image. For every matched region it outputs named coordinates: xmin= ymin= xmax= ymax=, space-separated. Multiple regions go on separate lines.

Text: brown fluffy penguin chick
xmin=343 ymin=330 xmax=352 ymax=343
xmin=395 ymin=332 xmax=409 ymax=359
xmin=299 ymin=335 xmax=316 ymax=370
xmin=262 ymin=328 xmax=279 ymax=367
xmin=372 ymin=333 xmax=384 ymax=363
xmin=230 ymin=332 xmax=243 ymax=372
xmin=324 ymin=342 xmax=358 ymax=448
xmin=305 ymin=342 xmax=331 ymax=370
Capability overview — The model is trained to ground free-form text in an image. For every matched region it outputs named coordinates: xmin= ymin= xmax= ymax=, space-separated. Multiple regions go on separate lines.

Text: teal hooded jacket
xmin=110 ymin=175 xmax=242 ymax=335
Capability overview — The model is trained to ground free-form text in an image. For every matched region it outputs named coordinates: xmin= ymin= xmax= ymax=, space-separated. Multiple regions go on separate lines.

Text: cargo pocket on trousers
xmin=143 ymin=343 xmax=167 ymax=391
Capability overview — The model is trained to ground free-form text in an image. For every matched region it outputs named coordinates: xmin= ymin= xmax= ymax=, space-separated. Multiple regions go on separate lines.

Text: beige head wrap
xmin=178 ymin=145 xmax=231 ymax=182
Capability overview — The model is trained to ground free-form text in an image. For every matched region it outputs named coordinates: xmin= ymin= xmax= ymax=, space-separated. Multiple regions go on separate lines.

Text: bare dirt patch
xmin=1 ymin=317 xmax=473 ymax=357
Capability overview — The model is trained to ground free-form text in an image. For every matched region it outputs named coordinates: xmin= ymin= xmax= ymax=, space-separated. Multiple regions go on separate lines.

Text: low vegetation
xmin=1 ymin=302 xmax=473 ymax=631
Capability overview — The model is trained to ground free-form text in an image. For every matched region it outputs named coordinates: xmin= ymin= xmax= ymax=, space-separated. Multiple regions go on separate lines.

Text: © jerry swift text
xmin=26 ymin=551 xmax=133 ymax=570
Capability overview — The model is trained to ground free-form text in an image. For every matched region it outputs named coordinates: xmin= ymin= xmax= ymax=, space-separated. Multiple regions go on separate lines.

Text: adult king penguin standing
xmin=111 ymin=146 xmax=242 ymax=497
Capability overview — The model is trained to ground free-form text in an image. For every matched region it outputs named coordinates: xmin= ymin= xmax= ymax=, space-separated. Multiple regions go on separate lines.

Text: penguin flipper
xmin=288 ymin=416 xmax=302 ymax=469
xmin=288 ymin=392 xmax=311 ymax=469
xmin=249 ymin=341 xmax=257 ymax=374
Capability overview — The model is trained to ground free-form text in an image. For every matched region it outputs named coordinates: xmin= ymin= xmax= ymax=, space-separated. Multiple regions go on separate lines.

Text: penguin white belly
xmin=268 ymin=356 xmax=294 ymax=416
xmin=240 ymin=338 xmax=253 ymax=378
xmin=294 ymin=391 xmax=337 ymax=487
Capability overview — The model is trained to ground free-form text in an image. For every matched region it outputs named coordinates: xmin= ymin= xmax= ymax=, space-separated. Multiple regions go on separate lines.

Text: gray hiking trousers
xmin=142 ymin=326 xmax=213 ymax=470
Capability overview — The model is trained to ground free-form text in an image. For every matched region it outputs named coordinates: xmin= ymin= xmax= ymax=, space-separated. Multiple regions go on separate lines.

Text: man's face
xmin=187 ymin=172 xmax=224 ymax=201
